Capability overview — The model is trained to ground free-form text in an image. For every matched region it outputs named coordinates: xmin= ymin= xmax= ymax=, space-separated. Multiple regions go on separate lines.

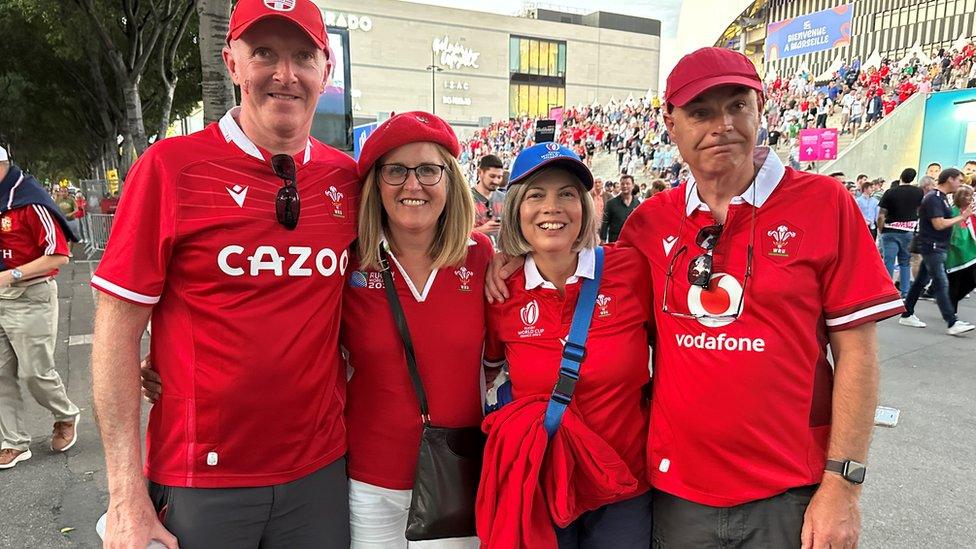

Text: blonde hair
xmin=357 ymin=145 xmax=474 ymax=270
xmin=497 ymin=167 xmax=599 ymax=257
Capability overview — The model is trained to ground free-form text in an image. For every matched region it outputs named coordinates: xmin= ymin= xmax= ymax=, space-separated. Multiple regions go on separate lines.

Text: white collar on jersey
xmin=683 ymin=146 xmax=786 ymax=217
xmin=380 ymin=234 xmax=478 ymax=303
xmin=218 ymin=107 xmax=313 ymax=165
xmin=524 ymin=246 xmax=596 ymax=291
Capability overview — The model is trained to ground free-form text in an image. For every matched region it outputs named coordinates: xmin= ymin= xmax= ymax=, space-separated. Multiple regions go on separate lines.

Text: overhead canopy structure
xmin=814 ymin=54 xmax=844 ymax=83
xmin=952 ymin=32 xmax=971 ymax=51
xmin=896 ymin=41 xmax=932 ymax=66
xmin=861 ymin=48 xmax=882 ymax=70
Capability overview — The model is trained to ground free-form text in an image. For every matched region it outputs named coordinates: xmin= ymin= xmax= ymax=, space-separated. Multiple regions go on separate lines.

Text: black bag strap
xmin=379 ymin=247 xmax=431 ymax=426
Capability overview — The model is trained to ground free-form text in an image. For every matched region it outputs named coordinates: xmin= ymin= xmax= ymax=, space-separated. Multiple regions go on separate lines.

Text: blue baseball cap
xmin=509 ymin=143 xmax=594 ymax=190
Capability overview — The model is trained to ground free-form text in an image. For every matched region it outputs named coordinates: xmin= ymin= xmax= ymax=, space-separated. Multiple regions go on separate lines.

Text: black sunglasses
xmin=272 ymin=154 xmax=299 ymax=230
xmin=688 ymin=225 xmax=723 ymax=288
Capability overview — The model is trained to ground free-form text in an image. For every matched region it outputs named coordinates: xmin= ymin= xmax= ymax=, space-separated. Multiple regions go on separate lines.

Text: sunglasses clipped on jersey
xmin=270 ymin=156 xmax=449 ymax=230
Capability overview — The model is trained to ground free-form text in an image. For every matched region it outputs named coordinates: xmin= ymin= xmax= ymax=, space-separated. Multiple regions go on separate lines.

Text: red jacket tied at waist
xmin=476 ymin=395 xmax=640 ymax=549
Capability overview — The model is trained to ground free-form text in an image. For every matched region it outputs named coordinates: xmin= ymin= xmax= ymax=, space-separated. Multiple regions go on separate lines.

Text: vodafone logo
xmin=687 ymin=273 xmax=742 ymax=328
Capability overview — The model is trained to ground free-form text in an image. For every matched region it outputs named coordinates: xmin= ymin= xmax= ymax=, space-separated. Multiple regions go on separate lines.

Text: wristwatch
xmin=825 ymin=459 xmax=866 ymax=484
xmin=10 ymin=268 xmax=23 ymax=281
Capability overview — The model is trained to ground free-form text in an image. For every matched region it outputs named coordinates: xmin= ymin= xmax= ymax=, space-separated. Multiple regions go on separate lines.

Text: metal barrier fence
xmin=83 ymin=214 xmax=114 ymax=256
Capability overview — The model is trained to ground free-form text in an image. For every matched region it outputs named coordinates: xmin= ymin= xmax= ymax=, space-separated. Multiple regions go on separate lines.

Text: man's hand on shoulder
xmin=104 ymin=491 xmax=179 ymax=549
xmin=485 ymin=253 xmax=524 ymax=303
xmin=800 ymin=474 xmax=861 ymax=549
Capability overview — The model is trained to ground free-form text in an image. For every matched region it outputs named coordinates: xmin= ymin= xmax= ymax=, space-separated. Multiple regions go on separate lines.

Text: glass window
xmin=967 ymin=0 xmax=976 ymax=15
xmin=529 ymin=40 xmax=539 ymax=75
xmin=558 ymin=43 xmax=567 ymax=77
xmin=908 ymin=7 xmax=917 ymax=25
xmin=528 ymin=85 xmax=538 ymax=114
xmin=549 ymin=44 xmax=558 ymax=77
xmin=510 ymin=37 xmax=520 ymax=73
xmin=538 ymin=41 xmax=550 ymax=76
xmin=882 ymin=12 xmax=891 ymax=29
xmin=519 ymin=39 xmax=530 ymax=74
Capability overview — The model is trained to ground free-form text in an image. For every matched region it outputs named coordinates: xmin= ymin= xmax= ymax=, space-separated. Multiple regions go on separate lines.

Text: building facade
xmin=316 ymin=0 xmax=661 ymax=128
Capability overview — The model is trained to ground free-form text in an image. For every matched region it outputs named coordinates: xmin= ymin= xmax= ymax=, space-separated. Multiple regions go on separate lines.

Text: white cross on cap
xmin=0 ymin=145 xmax=8 ymax=162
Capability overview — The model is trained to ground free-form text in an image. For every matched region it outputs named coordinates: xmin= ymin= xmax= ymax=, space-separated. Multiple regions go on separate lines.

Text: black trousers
xmin=148 ymin=457 xmax=350 ymax=549
xmin=651 ymin=485 xmax=816 ymax=548
xmin=556 ymin=490 xmax=653 ymax=549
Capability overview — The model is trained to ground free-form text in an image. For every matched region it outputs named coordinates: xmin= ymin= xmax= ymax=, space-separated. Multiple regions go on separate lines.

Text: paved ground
xmin=0 ymin=247 xmax=973 ymax=548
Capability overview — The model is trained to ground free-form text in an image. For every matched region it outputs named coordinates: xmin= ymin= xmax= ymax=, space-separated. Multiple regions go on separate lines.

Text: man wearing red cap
xmin=91 ymin=0 xmax=356 ymax=547
xmin=617 ymin=48 xmax=904 ymax=547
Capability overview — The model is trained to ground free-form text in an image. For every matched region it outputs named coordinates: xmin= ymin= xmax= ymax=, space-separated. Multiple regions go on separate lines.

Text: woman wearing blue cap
xmin=476 ymin=143 xmax=654 ymax=548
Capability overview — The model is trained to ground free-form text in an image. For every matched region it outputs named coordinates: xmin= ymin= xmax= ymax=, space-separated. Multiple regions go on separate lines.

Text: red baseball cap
xmin=357 ymin=112 xmax=461 ymax=178
xmin=228 ymin=0 xmax=329 ymax=54
xmin=665 ymin=47 xmax=764 ymax=108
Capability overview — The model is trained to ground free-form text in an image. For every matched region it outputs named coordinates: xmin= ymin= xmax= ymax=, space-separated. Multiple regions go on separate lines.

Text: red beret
xmin=357 ymin=111 xmax=461 ymax=178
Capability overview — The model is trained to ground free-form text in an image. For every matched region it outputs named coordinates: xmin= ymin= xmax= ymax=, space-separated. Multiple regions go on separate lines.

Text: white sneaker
xmin=898 ymin=315 xmax=926 ymax=328
xmin=947 ymin=321 xmax=976 ymax=336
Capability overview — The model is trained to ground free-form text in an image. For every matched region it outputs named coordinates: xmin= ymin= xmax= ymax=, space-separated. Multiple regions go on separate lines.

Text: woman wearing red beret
xmin=342 ymin=111 xmax=491 ymax=548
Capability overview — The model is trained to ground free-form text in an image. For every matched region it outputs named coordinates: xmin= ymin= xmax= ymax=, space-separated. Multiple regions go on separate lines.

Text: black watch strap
xmin=825 ymin=459 xmax=866 ymax=484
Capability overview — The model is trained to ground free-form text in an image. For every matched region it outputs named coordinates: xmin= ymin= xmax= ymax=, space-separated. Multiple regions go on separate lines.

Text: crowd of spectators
xmin=763 ymin=37 xmax=976 ymax=167
xmin=459 ymin=96 xmax=688 ymax=192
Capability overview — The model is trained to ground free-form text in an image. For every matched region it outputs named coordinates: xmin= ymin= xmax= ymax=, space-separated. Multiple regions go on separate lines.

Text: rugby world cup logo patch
xmin=325 ymin=186 xmax=345 ymax=218
xmin=518 ymin=300 xmax=544 ymax=338
xmin=546 ymin=143 xmax=560 ymax=152
xmin=264 ymin=0 xmax=296 ymax=11
xmin=455 ymin=266 xmax=473 ymax=292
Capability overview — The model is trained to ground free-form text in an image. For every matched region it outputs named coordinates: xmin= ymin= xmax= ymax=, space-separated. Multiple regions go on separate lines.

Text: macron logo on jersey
xmin=226 ymin=185 xmax=249 ymax=208
xmin=663 ymin=235 xmax=678 ymax=256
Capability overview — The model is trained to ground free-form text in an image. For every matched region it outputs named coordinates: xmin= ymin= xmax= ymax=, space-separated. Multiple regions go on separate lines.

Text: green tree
xmin=0 ymin=0 xmax=201 ymax=179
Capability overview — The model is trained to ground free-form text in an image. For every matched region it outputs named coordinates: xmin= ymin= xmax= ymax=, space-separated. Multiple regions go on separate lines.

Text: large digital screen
xmin=311 ymin=27 xmax=353 ymax=151
xmin=766 ymin=4 xmax=854 ymax=62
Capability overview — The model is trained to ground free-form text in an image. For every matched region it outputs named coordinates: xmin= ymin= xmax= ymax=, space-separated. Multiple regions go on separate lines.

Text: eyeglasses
xmin=378 ymin=163 xmax=447 ymax=186
xmin=660 ymin=182 xmax=757 ymax=323
xmin=272 ymin=154 xmax=299 ymax=230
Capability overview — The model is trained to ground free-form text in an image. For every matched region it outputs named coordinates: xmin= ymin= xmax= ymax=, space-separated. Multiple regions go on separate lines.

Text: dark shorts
xmin=148 ymin=457 xmax=350 ymax=549
xmin=651 ymin=485 xmax=816 ymax=549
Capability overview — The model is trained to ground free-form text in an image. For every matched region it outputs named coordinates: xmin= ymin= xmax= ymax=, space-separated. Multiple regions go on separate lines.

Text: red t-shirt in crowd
xmin=486 ymin=246 xmax=653 ymax=500
xmin=882 ymin=99 xmax=897 ymax=115
xmin=92 ymin=108 xmax=360 ymax=488
xmin=617 ymin=148 xmax=904 ymax=507
xmin=342 ymin=233 xmax=493 ymax=489
xmin=0 ymin=204 xmax=70 ymax=276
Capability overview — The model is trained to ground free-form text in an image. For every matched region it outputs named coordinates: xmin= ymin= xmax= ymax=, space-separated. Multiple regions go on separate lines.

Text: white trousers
xmin=348 ymin=479 xmax=481 ymax=549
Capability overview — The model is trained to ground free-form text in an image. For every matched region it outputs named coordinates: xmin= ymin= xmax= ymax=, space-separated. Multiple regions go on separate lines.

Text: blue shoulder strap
xmin=543 ymin=246 xmax=605 ymax=438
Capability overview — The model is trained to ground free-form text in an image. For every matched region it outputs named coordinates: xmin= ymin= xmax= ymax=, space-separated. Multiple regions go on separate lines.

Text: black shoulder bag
xmin=379 ymin=250 xmax=485 ymax=541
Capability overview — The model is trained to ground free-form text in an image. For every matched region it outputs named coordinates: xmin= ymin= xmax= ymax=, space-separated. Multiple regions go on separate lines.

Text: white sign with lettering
xmin=432 ymin=36 xmax=481 ymax=70
xmin=324 ymin=10 xmax=372 ymax=32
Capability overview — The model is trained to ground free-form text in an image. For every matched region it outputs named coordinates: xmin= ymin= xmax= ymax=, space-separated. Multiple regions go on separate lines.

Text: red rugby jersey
xmin=92 ymin=108 xmax=360 ymax=488
xmin=342 ymin=233 xmax=493 ymax=489
xmin=486 ymin=246 xmax=653 ymax=498
xmin=0 ymin=204 xmax=70 ymax=276
xmin=618 ymin=149 xmax=904 ymax=506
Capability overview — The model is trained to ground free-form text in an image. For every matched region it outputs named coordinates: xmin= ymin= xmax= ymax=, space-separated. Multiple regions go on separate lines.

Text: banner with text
xmin=766 ymin=4 xmax=854 ymax=62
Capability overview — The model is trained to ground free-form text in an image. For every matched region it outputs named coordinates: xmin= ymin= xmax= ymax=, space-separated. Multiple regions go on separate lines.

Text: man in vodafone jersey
xmin=90 ymin=1 xmax=357 ymax=547
xmin=617 ymin=48 xmax=905 ymax=548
